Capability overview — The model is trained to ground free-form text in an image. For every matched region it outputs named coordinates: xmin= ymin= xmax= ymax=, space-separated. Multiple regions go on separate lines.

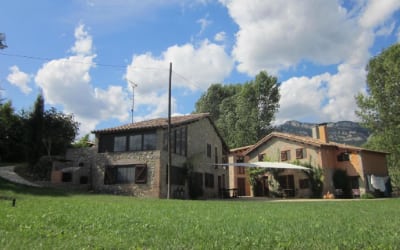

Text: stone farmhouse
xmin=51 ymin=113 xmax=229 ymax=199
xmin=228 ymin=123 xmax=390 ymax=198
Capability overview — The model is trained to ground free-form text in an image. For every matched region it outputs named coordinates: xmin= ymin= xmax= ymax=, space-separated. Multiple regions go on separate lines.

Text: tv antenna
xmin=127 ymin=80 xmax=138 ymax=123
xmin=0 ymin=33 xmax=7 ymax=49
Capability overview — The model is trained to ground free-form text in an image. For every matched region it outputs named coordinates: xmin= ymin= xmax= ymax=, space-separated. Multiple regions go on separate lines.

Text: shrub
xmin=361 ymin=193 xmax=375 ymax=199
xmin=32 ymin=156 xmax=53 ymax=180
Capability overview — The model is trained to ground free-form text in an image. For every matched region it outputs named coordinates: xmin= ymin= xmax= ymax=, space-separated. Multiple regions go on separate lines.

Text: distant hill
xmin=275 ymin=120 xmax=370 ymax=146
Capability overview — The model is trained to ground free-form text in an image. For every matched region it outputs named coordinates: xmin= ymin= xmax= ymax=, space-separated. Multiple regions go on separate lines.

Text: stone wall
xmin=62 ymin=147 xmax=161 ymax=197
xmin=92 ymin=150 xmax=161 ymax=197
xmin=159 ymin=118 xmax=228 ymax=199
xmin=65 ymin=117 xmax=228 ymax=199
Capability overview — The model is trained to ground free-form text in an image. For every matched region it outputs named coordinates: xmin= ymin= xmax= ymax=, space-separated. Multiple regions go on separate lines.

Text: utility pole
xmin=128 ymin=80 xmax=138 ymax=124
xmin=167 ymin=62 xmax=172 ymax=199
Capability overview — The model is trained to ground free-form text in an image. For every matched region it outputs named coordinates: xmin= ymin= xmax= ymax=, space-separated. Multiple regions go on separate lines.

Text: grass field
xmin=1 ymin=178 xmax=399 ymax=250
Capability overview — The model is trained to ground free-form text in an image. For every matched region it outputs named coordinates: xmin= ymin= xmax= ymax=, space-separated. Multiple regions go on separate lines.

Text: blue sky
xmin=1 ymin=0 xmax=400 ymax=137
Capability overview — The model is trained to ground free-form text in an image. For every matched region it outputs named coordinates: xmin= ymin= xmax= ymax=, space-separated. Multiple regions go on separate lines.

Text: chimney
xmin=317 ymin=123 xmax=329 ymax=143
xmin=311 ymin=126 xmax=319 ymax=139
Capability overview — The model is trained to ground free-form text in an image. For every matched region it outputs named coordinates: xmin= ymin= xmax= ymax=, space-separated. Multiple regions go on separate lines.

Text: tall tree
xmin=356 ymin=43 xmax=400 ymax=188
xmin=25 ymin=94 xmax=45 ymax=166
xmin=0 ymin=101 xmax=24 ymax=161
xmin=25 ymin=94 xmax=79 ymax=170
xmin=195 ymin=71 xmax=280 ymax=148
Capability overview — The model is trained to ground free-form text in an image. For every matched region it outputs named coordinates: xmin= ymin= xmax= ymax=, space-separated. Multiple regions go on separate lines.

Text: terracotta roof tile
xmin=230 ymin=145 xmax=253 ymax=154
xmin=92 ymin=113 xmax=210 ymax=134
xmin=243 ymin=131 xmax=387 ymax=155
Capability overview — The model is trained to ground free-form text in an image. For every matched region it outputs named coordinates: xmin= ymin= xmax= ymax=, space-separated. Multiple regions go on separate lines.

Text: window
xmin=104 ymin=164 xmax=147 ymax=185
xmin=114 ymin=136 xmax=127 ymax=152
xmin=129 ymin=135 xmax=142 ymax=151
xmin=98 ymin=134 xmax=114 ymax=153
xmin=214 ymin=147 xmax=218 ymax=164
xmin=143 ymin=133 xmax=157 ymax=150
xmin=62 ymin=172 xmax=72 ymax=182
xmin=175 ymin=129 xmax=181 ymax=154
xmin=207 ymin=144 xmax=212 ymax=158
xmin=296 ymin=148 xmax=304 ymax=159
xmin=167 ymin=166 xmax=186 ymax=185
xmin=190 ymin=172 xmax=203 ymax=190
xmin=281 ymin=150 xmax=290 ymax=161
xmin=337 ymin=152 xmax=350 ymax=162
xmin=205 ymin=173 xmax=214 ymax=188
xmin=299 ymin=179 xmax=309 ymax=189
xmin=163 ymin=127 xmax=187 ymax=156
xmin=258 ymin=153 xmax=265 ymax=161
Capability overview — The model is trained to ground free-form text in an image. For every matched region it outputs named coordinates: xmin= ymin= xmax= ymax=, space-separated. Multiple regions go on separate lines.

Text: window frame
xmin=337 ymin=152 xmax=350 ymax=162
xmin=296 ymin=148 xmax=304 ymax=159
xmin=143 ymin=133 xmax=157 ymax=151
xmin=129 ymin=134 xmax=142 ymax=151
xmin=205 ymin=173 xmax=214 ymax=188
xmin=214 ymin=147 xmax=218 ymax=164
xmin=113 ymin=136 xmax=127 ymax=152
xmin=280 ymin=150 xmax=290 ymax=161
xmin=163 ymin=126 xmax=187 ymax=156
xmin=207 ymin=143 xmax=212 ymax=158
xmin=104 ymin=164 xmax=148 ymax=185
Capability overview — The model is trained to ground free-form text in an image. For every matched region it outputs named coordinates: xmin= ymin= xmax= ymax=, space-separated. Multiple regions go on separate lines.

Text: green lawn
xmin=1 ymin=178 xmax=399 ymax=250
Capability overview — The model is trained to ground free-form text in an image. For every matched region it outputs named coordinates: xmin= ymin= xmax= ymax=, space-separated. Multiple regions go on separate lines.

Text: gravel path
xmin=0 ymin=166 xmax=41 ymax=187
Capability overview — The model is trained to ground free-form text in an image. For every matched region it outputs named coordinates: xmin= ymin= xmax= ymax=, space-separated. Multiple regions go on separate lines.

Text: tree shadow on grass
xmin=0 ymin=177 xmax=78 ymax=197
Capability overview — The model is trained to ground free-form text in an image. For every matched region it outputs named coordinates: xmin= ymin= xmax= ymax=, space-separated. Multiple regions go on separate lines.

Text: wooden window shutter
xmin=135 ymin=165 xmax=147 ymax=184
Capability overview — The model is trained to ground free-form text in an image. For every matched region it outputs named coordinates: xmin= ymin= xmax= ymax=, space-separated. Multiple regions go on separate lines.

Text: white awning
xmin=214 ymin=162 xmax=310 ymax=170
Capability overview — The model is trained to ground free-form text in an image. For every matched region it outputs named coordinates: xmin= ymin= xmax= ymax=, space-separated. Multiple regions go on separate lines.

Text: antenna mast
xmin=128 ymin=80 xmax=138 ymax=123
xmin=0 ymin=33 xmax=7 ymax=50
xmin=0 ymin=33 xmax=7 ymax=102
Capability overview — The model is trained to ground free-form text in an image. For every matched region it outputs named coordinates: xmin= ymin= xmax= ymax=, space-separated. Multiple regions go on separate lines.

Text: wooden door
xmin=237 ymin=177 xmax=246 ymax=196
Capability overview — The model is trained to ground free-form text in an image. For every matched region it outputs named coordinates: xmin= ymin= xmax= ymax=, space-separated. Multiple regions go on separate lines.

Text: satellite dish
xmin=0 ymin=33 xmax=8 ymax=49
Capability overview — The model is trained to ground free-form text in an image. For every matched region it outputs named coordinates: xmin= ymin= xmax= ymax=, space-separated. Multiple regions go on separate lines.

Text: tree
xmin=42 ymin=107 xmax=79 ymax=156
xmin=72 ymin=134 xmax=92 ymax=148
xmin=195 ymin=71 xmax=280 ymax=148
xmin=0 ymin=101 xmax=25 ymax=162
xmin=25 ymin=94 xmax=79 ymax=175
xmin=356 ymin=43 xmax=400 ymax=188
xmin=25 ymin=94 xmax=45 ymax=166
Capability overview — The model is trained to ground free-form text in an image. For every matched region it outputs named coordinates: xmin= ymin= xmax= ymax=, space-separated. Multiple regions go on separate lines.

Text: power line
xmin=0 ymin=51 xmax=209 ymax=91
xmin=0 ymin=52 xmax=167 ymax=71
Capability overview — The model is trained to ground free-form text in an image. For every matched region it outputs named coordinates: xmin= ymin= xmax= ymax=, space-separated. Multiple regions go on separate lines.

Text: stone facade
xmin=58 ymin=114 xmax=229 ymax=198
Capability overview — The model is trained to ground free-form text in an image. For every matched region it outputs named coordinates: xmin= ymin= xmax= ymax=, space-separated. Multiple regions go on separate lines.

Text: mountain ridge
xmin=274 ymin=120 xmax=370 ymax=147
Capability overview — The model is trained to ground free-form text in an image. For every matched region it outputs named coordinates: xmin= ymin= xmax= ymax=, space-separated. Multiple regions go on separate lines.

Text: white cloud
xmin=221 ymin=0 xmax=399 ymax=124
xmin=214 ymin=31 xmax=226 ymax=42
xmin=376 ymin=21 xmax=396 ymax=36
xmin=197 ymin=15 xmax=212 ymax=36
xmin=125 ymin=39 xmax=233 ymax=119
xmin=398 ymin=27 xmax=400 ymax=42
xmin=71 ymin=24 xmax=93 ymax=55
xmin=222 ymin=0 xmax=360 ymax=75
xmin=7 ymin=66 xmax=32 ymax=94
xmin=359 ymin=0 xmax=400 ymax=29
xmin=276 ymin=62 xmax=367 ymax=124
xmin=35 ymin=24 xmax=130 ymax=135
xmin=275 ymin=73 xmax=330 ymax=124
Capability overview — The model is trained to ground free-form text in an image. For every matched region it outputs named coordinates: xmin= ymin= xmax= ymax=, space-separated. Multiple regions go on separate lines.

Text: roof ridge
xmin=92 ymin=113 xmax=210 ymax=134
